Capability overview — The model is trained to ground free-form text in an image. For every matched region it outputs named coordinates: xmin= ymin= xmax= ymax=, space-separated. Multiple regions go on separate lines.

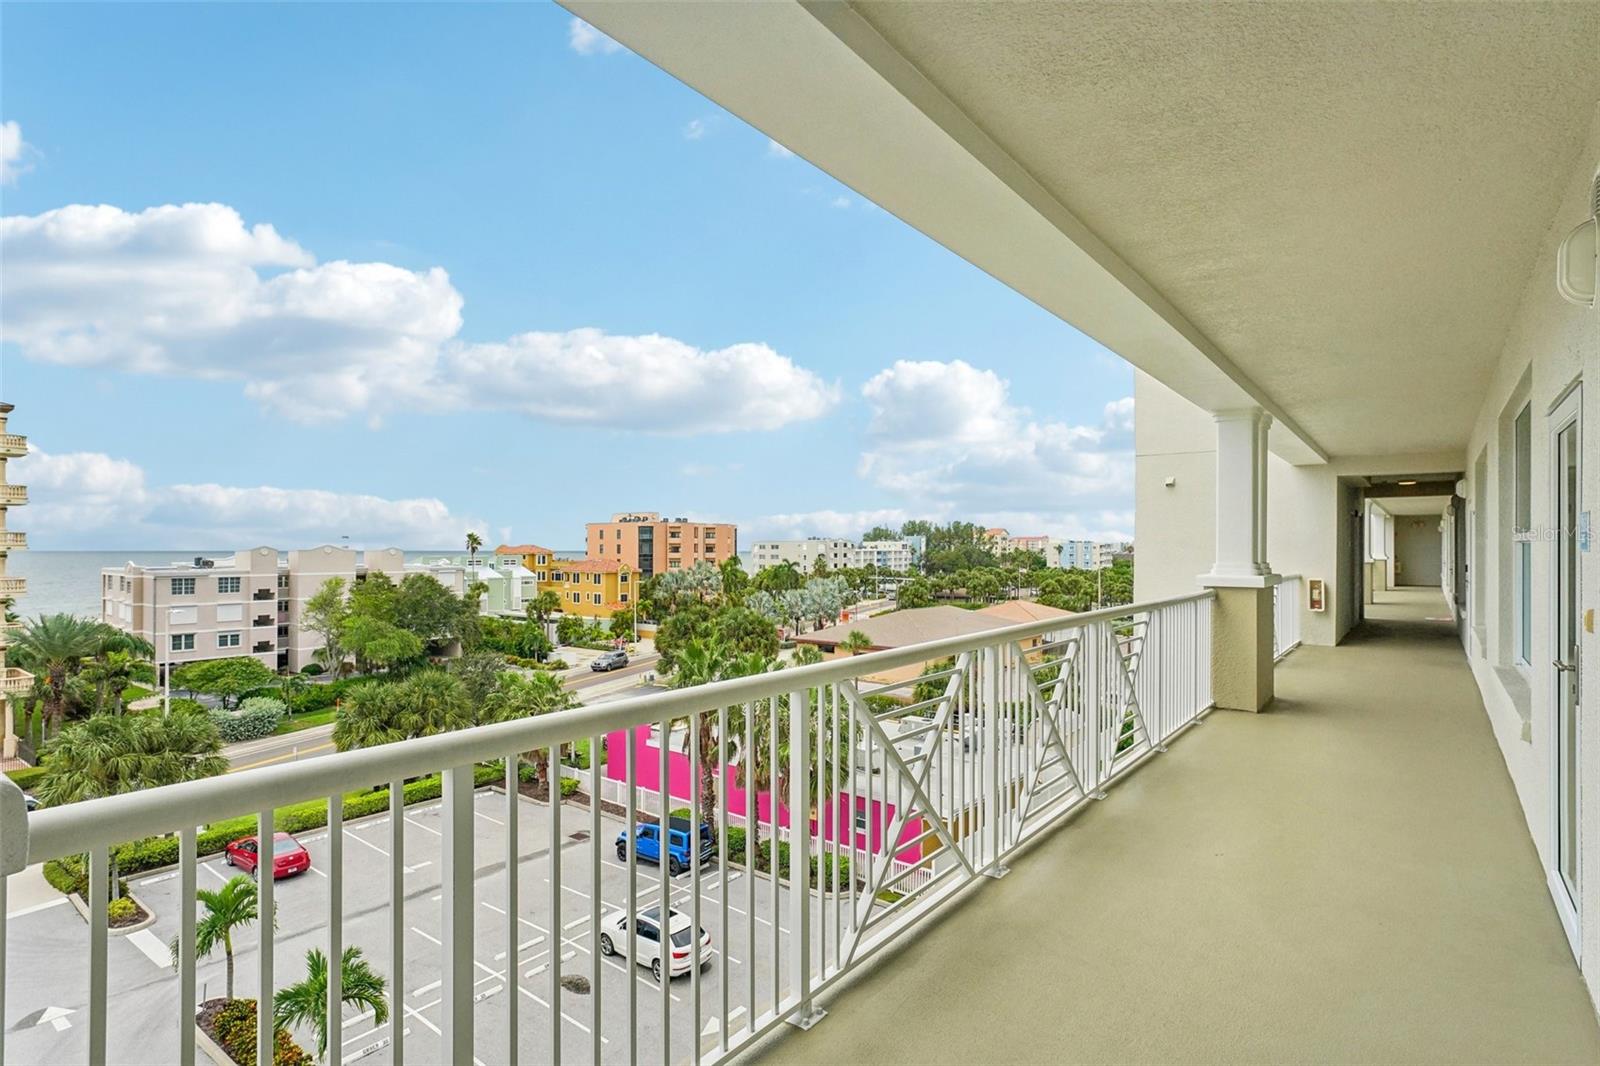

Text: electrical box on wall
xmin=1307 ymin=579 xmax=1326 ymax=613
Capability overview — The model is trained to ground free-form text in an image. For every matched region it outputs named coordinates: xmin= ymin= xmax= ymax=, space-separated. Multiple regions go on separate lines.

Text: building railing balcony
xmin=251 ymin=641 xmax=274 ymax=654
xmin=0 ymin=531 xmax=25 ymax=550
xmin=0 ymin=576 xmax=25 ymax=597
xmin=252 ymin=588 xmax=275 ymax=601
xmin=0 ymin=434 xmax=25 ymax=458
xmin=0 ymin=590 xmax=1214 ymax=1065
xmin=0 ymin=666 xmax=33 ymax=694
xmin=252 ymin=615 xmax=274 ymax=628
xmin=0 ymin=485 xmax=25 ymax=506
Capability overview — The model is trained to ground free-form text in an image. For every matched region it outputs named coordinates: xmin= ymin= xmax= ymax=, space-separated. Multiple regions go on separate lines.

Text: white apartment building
xmin=101 ymin=546 xmax=467 ymax=675
xmin=1057 ymin=539 xmax=1119 ymax=571
xmin=748 ymin=537 xmax=856 ymax=571
xmin=854 ymin=537 xmax=923 ymax=573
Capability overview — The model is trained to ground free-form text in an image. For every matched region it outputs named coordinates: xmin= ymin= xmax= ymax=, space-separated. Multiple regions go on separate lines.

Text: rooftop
xmin=798 ymin=604 xmax=1011 ymax=648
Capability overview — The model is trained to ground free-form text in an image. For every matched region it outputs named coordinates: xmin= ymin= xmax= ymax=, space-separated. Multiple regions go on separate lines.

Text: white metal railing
xmin=0 ymin=590 xmax=1214 ymax=1066
xmin=1274 ymin=575 xmax=1303 ymax=660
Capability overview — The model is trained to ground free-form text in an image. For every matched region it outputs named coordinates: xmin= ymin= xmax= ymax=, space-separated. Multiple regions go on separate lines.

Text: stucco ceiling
xmin=850 ymin=2 xmax=1600 ymax=458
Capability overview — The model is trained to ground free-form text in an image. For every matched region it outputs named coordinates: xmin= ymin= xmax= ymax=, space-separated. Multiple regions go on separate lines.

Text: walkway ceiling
xmin=565 ymin=1 xmax=1600 ymax=465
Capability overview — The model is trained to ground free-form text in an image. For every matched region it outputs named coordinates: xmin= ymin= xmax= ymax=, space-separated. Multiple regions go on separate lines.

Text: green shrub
xmin=669 ymin=807 xmax=691 ymax=820
xmin=560 ymin=778 xmax=580 ymax=798
xmin=43 ymin=857 xmax=83 ymax=895
xmin=107 ymin=763 xmax=506 ymax=876
xmin=6 ymin=765 xmax=47 ymax=790
xmin=215 ymin=998 xmax=312 ymax=1066
xmin=723 ymin=826 xmax=747 ymax=864
xmin=208 ymin=697 xmax=286 ymax=742
xmin=299 ymin=663 xmax=324 ymax=676
xmin=106 ymin=897 xmax=138 ymax=923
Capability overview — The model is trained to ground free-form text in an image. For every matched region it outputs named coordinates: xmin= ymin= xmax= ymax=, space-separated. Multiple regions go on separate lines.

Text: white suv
xmin=597 ymin=905 xmax=712 ymax=982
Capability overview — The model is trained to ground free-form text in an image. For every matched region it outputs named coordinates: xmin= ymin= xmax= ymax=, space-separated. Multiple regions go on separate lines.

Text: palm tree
xmin=841 ymin=630 xmax=874 ymax=656
xmin=333 ymin=673 xmax=472 ymax=751
xmin=11 ymin=613 xmax=101 ymax=736
xmin=465 ymin=531 xmax=483 ymax=564
xmin=464 ymin=580 xmax=490 ymax=616
xmin=792 ymin=644 xmax=826 ymax=666
xmin=670 ymin=637 xmax=732 ymax=828
xmin=170 ymin=874 xmax=265 ymax=1001
xmin=39 ymin=708 xmax=228 ymax=894
xmin=275 ymin=946 xmax=389 ymax=1061
xmin=483 ymin=671 xmax=576 ymax=790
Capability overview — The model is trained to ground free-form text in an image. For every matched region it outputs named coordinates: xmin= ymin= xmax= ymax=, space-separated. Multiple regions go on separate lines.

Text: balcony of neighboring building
xmin=0 ymin=531 xmax=26 ymax=551
xmin=749 ymin=589 xmax=1600 ymax=1064
xmin=0 ymin=485 xmax=26 ymax=506
xmin=0 ymin=666 xmax=33 ymax=695
xmin=0 ymin=576 xmax=25 ymax=597
xmin=0 ymin=434 xmax=25 ymax=458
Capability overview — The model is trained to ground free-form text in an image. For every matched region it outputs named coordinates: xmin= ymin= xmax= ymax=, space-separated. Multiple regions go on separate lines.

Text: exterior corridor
xmin=749 ymin=589 xmax=1600 ymax=1064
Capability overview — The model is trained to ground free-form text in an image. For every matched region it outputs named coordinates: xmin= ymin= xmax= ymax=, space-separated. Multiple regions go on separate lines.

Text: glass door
xmin=1550 ymin=386 xmax=1582 ymax=953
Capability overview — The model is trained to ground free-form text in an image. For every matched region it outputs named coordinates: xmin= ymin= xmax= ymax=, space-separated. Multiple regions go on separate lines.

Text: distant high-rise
xmin=0 ymin=403 xmax=31 ymax=760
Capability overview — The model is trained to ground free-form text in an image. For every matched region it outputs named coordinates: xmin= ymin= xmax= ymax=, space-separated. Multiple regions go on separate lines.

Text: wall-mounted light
xmin=1163 ymin=476 xmax=1176 ymax=488
xmin=1556 ymin=169 xmax=1599 ymax=307
xmin=1398 ymin=480 xmax=1417 ymax=486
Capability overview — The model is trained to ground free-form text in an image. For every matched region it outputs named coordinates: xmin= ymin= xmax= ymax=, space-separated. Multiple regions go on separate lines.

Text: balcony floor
xmin=749 ymin=589 xmax=1600 ymax=1064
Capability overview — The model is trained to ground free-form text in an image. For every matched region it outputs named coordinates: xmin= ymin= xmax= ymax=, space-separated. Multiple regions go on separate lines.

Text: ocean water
xmin=7 ymin=549 xmax=591 ymax=620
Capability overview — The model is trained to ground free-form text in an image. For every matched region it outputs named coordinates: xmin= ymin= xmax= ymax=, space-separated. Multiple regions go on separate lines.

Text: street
xmin=225 ymin=654 xmax=661 ymax=771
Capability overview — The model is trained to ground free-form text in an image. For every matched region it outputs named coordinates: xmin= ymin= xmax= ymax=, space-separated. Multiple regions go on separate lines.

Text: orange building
xmin=585 ymin=512 xmax=736 ymax=578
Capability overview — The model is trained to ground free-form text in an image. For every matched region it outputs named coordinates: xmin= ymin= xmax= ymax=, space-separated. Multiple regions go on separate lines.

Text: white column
xmin=1204 ymin=408 xmax=1276 ymax=584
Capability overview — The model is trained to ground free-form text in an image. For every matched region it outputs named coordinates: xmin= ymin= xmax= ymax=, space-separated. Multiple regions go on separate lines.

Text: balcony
xmin=4 ymin=590 xmax=1597 ymax=1063
xmin=251 ymin=615 xmax=274 ymax=628
xmin=2 ymin=592 xmax=1222 ymax=1063
xmin=0 ymin=576 xmax=24 ymax=597
xmin=252 ymin=588 xmax=275 ymax=601
xmin=0 ymin=434 xmax=25 ymax=458
xmin=0 ymin=531 xmax=25 ymax=551
xmin=0 ymin=666 xmax=32 ymax=694
xmin=0 ymin=485 xmax=25 ymax=506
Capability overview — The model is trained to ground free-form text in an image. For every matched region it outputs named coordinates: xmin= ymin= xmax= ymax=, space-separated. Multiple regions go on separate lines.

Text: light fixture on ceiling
xmin=1556 ymin=168 xmax=1599 ymax=306
xmin=1398 ymin=480 xmax=1417 ymax=486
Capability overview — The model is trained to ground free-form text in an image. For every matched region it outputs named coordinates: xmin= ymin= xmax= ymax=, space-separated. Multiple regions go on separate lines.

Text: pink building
xmin=605 ymin=723 xmax=925 ymax=864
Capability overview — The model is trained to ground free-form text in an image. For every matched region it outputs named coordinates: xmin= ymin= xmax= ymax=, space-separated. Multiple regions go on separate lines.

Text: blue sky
xmin=0 ymin=2 xmax=1132 ymax=550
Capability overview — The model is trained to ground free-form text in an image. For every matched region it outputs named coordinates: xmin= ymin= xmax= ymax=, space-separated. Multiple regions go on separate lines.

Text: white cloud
xmin=14 ymin=446 xmax=487 ymax=548
xmin=766 ymin=139 xmax=794 ymax=159
xmin=568 ymin=17 xmax=624 ymax=56
xmin=830 ymin=196 xmax=852 ymax=210
xmin=683 ymin=119 xmax=708 ymax=141
xmin=443 ymin=329 xmax=839 ymax=432
xmin=744 ymin=508 xmax=916 ymax=542
xmin=857 ymin=359 xmax=1134 ymax=525
xmin=1 ymin=121 xmax=33 ymax=184
xmin=1 ymin=202 xmax=838 ymax=432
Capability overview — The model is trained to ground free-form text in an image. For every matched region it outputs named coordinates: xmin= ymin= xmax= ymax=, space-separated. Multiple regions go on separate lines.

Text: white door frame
xmin=1547 ymin=383 xmax=1583 ymax=959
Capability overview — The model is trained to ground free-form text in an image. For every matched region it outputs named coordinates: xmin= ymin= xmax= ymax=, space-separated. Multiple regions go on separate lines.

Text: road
xmin=225 ymin=655 xmax=661 ymax=771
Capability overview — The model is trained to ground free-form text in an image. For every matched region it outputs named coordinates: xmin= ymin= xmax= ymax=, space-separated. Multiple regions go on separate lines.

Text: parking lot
xmin=5 ymin=786 xmax=860 ymax=1064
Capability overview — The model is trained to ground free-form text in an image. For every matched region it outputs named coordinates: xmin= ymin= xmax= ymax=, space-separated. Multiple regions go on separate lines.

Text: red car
xmin=224 ymin=832 xmax=311 ymax=880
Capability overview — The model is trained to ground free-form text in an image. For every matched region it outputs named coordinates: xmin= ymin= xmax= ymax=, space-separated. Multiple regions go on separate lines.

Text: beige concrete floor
xmin=748 ymin=588 xmax=1600 ymax=1065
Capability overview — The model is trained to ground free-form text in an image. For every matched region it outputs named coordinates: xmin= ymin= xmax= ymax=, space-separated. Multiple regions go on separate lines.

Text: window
xmin=278 ymin=573 xmax=290 ymax=589
xmin=592 ymin=573 xmax=602 ymax=585
xmin=170 ymin=577 xmax=196 ymax=595
xmin=598 ymin=544 xmax=605 ymax=555
xmin=536 ymin=554 xmax=547 ymax=566
xmin=217 ymin=632 xmax=241 ymax=648
xmin=170 ymin=633 xmax=195 ymax=651
xmin=217 ymin=576 xmax=241 ymax=594
xmin=1514 ymin=403 xmax=1533 ymax=665
xmin=855 ymin=809 xmax=869 ymax=832
xmin=592 ymin=593 xmax=602 ymax=605
xmin=620 ymin=593 xmax=629 ymax=603
xmin=277 ymin=600 xmax=288 ymax=612
xmin=570 ymin=592 xmax=580 ymax=603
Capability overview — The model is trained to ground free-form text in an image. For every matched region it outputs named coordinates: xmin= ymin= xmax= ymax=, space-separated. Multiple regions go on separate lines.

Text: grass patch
xmin=273 ymin=707 xmax=338 ymax=735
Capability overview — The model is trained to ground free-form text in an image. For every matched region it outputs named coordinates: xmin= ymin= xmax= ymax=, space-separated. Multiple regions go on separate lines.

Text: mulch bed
xmin=196 ymin=998 xmax=232 ymax=1047
xmin=514 ymin=780 xmax=629 ymax=820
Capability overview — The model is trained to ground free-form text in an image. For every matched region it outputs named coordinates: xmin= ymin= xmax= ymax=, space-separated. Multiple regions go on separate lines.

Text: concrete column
xmin=1200 ymin=408 xmax=1279 ymax=712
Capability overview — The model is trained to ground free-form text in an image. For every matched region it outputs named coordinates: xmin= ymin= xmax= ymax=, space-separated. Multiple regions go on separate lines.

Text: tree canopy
xmin=172 ymin=656 xmax=277 ymax=710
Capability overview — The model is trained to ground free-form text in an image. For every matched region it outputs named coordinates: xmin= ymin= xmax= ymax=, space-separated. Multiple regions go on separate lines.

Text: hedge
xmin=105 ymin=763 xmax=505 ymax=877
xmin=5 ymin=766 xmax=47 ymax=790
xmin=719 ymin=827 xmax=852 ymax=890
xmin=286 ymin=676 xmax=378 ymax=714
xmin=208 ymin=697 xmax=286 ymax=743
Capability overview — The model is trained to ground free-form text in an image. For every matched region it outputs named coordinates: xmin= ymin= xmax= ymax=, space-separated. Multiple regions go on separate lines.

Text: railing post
xmin=787 ymin=685 xmax=824 ymax=1028
xmin=982 ymin=643 xmax=1007 ymax=877
xmin=440 ymin=764 xmax=475 ymax=1064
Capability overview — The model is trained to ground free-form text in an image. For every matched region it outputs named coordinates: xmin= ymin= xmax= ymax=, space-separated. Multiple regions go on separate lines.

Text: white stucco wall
xmin=1457 ymin=103 xmax=1599 ymax=995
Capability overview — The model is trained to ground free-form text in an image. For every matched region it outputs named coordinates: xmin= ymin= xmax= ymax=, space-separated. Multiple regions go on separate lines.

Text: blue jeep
xmin=616 ymin=817 xmax=716 ymax=876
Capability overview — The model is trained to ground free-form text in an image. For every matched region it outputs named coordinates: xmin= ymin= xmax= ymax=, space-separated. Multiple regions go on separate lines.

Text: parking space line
xmin=474 ymin=810 xmax=503 ymax=826
xmin=344 ymin=828 xmax=388 ymax=858
xmin=410 ymin=926 xmax=441 ymax=946
xmin=410 ymin=979 xmax=441 ymax=998
xmin=200 ymin=862 xmax=230 ymax=883
xmin=405 ymin=817 xmax=441 ymax=837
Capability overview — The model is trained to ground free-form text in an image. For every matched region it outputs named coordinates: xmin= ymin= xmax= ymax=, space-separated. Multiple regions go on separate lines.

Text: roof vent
xmin=1557 ymin=166 xmax=1599 ymax=306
